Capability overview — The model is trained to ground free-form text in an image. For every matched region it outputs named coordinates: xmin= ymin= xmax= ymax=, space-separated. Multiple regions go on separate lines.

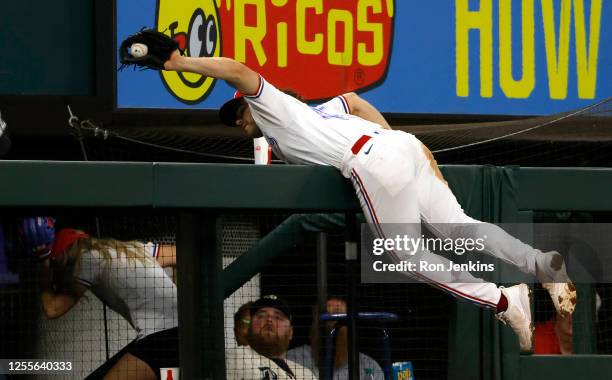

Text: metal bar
xmin=324 ymin=325 xmax=341 ymax=380
xmin=317 ymin=231 xmax=328 ymax=380
xmin=177 ymin=212 xmax=223 ymax=378
xmin=381 ymin=328 xmax=392 ymax=380
xmin=177 ymin=212 xmax=202 ymax=378
xmin=345 ymin=212 xmax=359 ymax=380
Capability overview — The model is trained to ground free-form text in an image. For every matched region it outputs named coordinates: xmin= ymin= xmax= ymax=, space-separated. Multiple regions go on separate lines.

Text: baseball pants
xmin=342 ymin=130 xmax=539 ymax=308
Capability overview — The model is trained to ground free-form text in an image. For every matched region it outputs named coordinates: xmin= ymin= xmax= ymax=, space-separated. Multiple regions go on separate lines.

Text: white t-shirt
xmin=226 ymin=346 xmax=317 ymax=380
xmin=244 ymin=77 xmax=384 ymax=170
xmin=286 ymin=344 xmax=384 ymax=380
xmin=75 ymin=242 xmax=178 ymax=339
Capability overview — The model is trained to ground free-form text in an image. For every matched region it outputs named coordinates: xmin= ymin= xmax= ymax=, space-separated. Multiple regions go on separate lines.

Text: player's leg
xmin=349 ymin=137 xmax=502 ymax=308
xmin=413 ymin=153 xmax=538 ymax=274
xmin=415 ymin=145 xmax=575 ymax=316
xmin=349 ymin=136 xmax=534 ymax=351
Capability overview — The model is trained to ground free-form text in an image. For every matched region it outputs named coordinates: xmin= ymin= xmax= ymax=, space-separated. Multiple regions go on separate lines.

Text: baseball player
xmin=121 ymin=33 xmax=576 ymax=352
xmin=226 ymin=295 xmax=317 ymax=379
xmin=24 ymin=220 xmax=178 ymax=380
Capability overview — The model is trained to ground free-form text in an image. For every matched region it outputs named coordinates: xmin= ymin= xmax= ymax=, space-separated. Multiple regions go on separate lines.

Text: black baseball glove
xmin=119 ymin=28 xmax=180 ymax=70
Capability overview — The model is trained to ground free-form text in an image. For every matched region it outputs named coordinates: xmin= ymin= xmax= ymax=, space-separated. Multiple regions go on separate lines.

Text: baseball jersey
xmin=244 ymin=76 xmax=384 ymax=171
xmin=287 ymin=344 xmax=384 ymax=380
xmin=75 ymin=242 xmax=178 ymax=339
xmin=226 ymin=346 xmax=317 ymax=380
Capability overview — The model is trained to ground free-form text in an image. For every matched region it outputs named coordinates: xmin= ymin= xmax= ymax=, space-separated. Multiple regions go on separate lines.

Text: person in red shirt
xmin=534 ymin=288 xmax=573 ymax=354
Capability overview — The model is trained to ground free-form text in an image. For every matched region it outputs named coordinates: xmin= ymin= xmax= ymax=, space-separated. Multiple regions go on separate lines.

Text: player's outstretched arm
xmin=164 ymin=51 xmax=261 ymax=97
xmin=342 ymin=92 xmax=392 ymax=130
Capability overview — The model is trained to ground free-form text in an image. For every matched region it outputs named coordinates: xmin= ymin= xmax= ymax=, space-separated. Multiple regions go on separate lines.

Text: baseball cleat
xmin=536 ymin=251 xmax=577 ymax=317
xmin=496 ymin=284 xmax=534 ymax=353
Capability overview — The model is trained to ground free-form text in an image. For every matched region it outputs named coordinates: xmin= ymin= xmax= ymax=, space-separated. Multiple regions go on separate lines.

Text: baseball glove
xmin=119 ymin=28 xmax=180 ymax=70
xmin=20 ymin=217 xmax=55 ymax=260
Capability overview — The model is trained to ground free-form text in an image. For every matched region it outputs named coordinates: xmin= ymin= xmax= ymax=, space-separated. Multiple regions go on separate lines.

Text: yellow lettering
xmin=357 ymin=0 xmax=384 ymax=66
xmin=385 ymin=0 xmax=394 ymax=18
xmin=277 ymin=22 xmax=288 ymax=67
xmin=455 ymin=0 xmax=493 ymax=98
xmin=234 ymin=0 xmax=267 ymax=65
xmin=297 ymin=0 xmax=323 ymax=55
xmin=328 ymin=10 xmax=354 ymax=66
xmin=542 ymin=0 xmax=571 ymax=99
xmin=499 ymin=0 xmax=535 ymax=98
xmin=574 ymin=0 xmax=602 ymax=99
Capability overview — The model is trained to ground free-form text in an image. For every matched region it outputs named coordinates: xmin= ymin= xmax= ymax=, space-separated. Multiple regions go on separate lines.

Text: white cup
xmin=160 ymin=367 xmax=180 ymax=380
xmin=253 ymin=137 xmax=271 ymax=165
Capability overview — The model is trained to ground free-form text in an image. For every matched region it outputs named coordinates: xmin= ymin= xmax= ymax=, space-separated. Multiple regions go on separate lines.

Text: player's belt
xmin=351 ymin=135 xmax=372 ymax=154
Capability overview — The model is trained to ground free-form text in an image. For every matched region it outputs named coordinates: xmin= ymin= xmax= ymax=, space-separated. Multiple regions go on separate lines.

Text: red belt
xmin=351 ymin=135 xmax=372 ymax=154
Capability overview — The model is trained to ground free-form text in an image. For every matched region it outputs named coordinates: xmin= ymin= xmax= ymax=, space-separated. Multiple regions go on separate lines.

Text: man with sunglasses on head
xmin=226 ymin=295 xmax=316 ymax=379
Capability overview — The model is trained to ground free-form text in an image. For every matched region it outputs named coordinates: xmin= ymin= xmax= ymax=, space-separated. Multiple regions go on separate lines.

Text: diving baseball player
xmin=120 ymin=31 xmax=576 ymax=352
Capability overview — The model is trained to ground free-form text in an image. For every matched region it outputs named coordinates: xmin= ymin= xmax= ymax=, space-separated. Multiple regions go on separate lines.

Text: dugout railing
xmin=1 ymin=161 xmax=612 ymax=380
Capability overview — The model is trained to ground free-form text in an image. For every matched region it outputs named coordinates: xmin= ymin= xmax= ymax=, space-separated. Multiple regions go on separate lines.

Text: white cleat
xmin=496 ymin=284 xmax=534 ymax=353
xmin=536 ymin=251 xmax=577 ymax=318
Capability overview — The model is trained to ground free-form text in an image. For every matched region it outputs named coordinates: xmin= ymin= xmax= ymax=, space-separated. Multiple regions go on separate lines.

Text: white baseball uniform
xmin=226 ymin=346 xmax=317 ymax=380
xmin=75 ymin=242 xmax=178 ymax=338
xmin=243 ymin=76 xmax=541 ymax=308
xmin=287 ymin=344 xmax=384 ymax=380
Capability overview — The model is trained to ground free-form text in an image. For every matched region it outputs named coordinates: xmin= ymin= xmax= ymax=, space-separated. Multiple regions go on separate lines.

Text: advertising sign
xmin=116 ymin=0 xmax=610 ymax=115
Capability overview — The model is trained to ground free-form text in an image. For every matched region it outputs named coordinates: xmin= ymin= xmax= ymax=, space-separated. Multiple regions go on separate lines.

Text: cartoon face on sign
xmin=157 ymin=0 xmax=221 ymax=103
xmin=155 ymin=0 xmax=394 ymax=103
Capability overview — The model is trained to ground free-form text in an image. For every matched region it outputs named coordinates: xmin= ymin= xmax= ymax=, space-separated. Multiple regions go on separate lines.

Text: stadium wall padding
xmin=0 ymin=0 xmax=95 ymax=95
xmin=1 ymin=161 xmax=612 ymax=379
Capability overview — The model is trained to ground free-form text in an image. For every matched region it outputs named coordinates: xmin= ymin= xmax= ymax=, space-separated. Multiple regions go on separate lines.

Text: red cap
xmin=51 ymin=228 xmax=90 ymax=260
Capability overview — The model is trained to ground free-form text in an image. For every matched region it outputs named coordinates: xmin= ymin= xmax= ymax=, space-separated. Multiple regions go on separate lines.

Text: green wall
xmin=0 ymin=1 xmax=94 ymax=95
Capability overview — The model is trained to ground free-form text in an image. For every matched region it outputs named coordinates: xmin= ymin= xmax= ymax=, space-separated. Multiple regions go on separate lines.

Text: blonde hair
xmin=52 ymin=237 xmax=156 ymax=296
xmin=71 ymin=237 xmax=154 ymax=264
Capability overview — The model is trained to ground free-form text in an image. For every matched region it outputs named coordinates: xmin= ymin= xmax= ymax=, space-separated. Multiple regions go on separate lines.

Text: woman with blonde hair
xmin=38 ymin=227 xmax=178 ymax=380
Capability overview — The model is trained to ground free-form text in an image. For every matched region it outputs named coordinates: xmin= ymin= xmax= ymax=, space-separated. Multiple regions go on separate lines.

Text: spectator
xmin=234 ymin=301 xmax=253 ymax=347
xmin=28 ymin=223 xmax=178 ymax=380
xmin=534 ymin=314 xmax=573 ymax=355
xmin=226 ymin=295 xmax=316 ymax=379
xmin=533 ymin=285 xmax=573 ymax=355
xmin=287 ymin=297 xmax=384 ymax=379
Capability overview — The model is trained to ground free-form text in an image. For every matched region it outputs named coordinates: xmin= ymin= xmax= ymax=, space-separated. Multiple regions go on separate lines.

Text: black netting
xmin=71 ymin=98 xmax=612 ymax=167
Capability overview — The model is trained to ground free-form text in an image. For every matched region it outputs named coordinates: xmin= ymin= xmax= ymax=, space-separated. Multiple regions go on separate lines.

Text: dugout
xmin=1 ymin=161 xmax=612 ymax=380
